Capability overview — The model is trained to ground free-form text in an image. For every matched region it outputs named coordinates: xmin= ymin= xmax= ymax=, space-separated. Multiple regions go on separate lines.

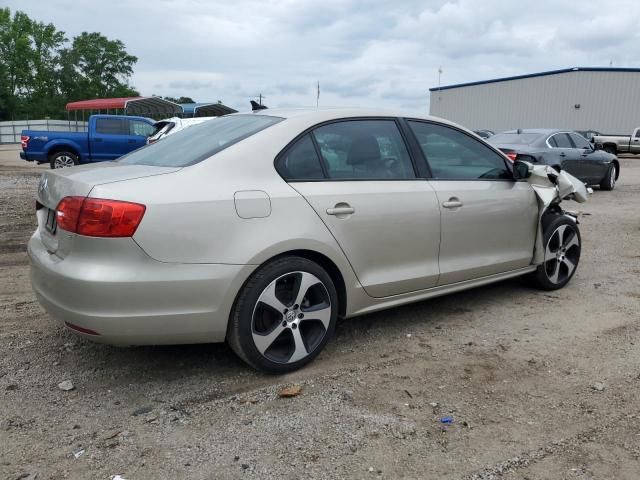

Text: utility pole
xmin=438 ymin=66 xmax=443 ymax=102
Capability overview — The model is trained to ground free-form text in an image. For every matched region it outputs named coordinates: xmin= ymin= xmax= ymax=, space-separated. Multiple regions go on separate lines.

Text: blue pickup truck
xmin=20 ymin=115 xmax=155 ymax=169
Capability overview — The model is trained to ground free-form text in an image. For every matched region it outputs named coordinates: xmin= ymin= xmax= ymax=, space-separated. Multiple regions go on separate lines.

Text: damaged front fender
xmin=519 ymin=162 xmax=591 ymax=264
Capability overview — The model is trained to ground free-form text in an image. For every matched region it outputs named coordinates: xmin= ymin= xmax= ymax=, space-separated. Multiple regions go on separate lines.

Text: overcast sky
xmin=6 ymin=0 xmax=640 ymax=113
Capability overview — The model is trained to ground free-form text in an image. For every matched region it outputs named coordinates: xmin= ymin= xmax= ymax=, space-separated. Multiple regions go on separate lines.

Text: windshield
xmin=488 ymin=132 xmax=542 ymax=145
xmin=118 ymin=114 xmax=283 ymax=167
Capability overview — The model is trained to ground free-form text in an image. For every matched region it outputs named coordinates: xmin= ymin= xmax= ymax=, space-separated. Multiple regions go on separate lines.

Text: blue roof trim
xmin=429 ymin=67 xmax=640 ymax=91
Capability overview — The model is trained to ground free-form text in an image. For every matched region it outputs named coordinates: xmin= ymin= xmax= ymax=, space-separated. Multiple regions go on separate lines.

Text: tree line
xmin=0 ymin=8 xmax=139 ymax=120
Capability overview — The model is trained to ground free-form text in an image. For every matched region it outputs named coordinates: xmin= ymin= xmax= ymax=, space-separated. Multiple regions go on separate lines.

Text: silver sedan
xmin=29 ymin=109 xmax=583 ymax=372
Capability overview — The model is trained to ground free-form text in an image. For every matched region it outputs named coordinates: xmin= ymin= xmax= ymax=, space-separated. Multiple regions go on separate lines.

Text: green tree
xmin=161 ymin=96 xmax=196 ymax=104
xmin=60 ymin=32 xmax=139 ymax=100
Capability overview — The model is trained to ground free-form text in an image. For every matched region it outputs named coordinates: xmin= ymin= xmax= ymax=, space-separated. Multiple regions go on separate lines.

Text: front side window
xmin=277 ymin=134 xmax=324 ymax=180
xmin=95 ymin=118 xmax=127 ymax=135
xmin=408 ymin=121 xmax=511 ymax=180
xmin=130 ymin=120 xmax=155 ymax=137
xmin=312 ymin=120 xmax=415 ymax=180
xmin=549 ymin=133 xmax=572 ymax=148
xmin=570 ymin=133 xmax=590 ymax=149
xmin=118 ymin=114 xmax=283 ymax=167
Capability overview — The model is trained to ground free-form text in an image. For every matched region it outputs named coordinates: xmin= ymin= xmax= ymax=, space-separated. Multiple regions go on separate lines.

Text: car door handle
xmin=442 ymin=198 xmax=463 ymax=209
xmin=94 ymin=138 xmax=103 ymax=142
xmin=326 ymin=206 xmax=355 ymax=216
xmin=559 ymin=152 xmax=566 ymax=157
xmin=128 ymin=139 xmax=136 ymax=144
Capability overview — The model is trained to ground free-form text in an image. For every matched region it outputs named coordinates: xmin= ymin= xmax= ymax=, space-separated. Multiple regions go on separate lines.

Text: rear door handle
xmin=559 ymin=152 xmax=566 ymax=157
xmin=442 ymin=198 xmax=463 ymax=209
xmin=128 ymin=139 xmax=136 ymax=144
xmin=94 ymin=138 xmax=103 ymax=142
xmin=326 ymin=205 xmax=355 ymax=216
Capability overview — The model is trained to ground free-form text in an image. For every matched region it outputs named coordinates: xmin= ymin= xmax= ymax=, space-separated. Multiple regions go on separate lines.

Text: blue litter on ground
xmin=440 ymin=416 xmax=454 ymax=424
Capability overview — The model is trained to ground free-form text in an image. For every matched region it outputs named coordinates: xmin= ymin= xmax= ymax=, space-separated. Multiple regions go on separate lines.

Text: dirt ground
xmin=1 ymin=144 xmax=639 ymax=480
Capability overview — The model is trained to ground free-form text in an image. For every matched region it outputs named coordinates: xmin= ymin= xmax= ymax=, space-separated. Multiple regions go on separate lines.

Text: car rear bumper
xmin=20 ymin=151 xmax=29 ymax=160
xmin=28 ymin=230 xmax=254 ymax=345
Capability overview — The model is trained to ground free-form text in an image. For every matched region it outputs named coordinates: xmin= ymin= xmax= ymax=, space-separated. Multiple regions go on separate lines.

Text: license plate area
xmin=45 ymin=208 xmax=57 ymax=234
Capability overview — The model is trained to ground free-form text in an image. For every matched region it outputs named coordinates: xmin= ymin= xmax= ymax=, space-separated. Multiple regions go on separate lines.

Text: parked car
xmin=473 ymin=129 xmax=495 ymax=139
xmin=592 ymin=128 xmax=640 ymax=155
xmin=21 ymin=115 xmax=155 ymax=169
xmin=575 ymin=130 xmax=600 ymax=142
xmin=488 ymin=129 xmax=619 ymax=190
xmin=29 ymin=109 xmax=587 ymax=373
xmin=147 ymin=117 xmax=217 ymax=144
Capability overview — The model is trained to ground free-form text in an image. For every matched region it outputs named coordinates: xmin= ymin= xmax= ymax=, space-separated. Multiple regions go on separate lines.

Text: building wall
xmin=429 ymin=70 xmax=640 ymax=134
xmin=0 ymin=120 xmax=87 ymax=144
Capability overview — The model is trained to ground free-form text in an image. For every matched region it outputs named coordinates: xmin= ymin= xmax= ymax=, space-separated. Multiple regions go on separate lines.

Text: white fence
xmin=0 ymin=120 xmax=88 ymax=144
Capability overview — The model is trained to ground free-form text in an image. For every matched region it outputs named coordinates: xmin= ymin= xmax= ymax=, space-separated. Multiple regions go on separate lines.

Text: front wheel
xmin=531 ymin=215 xmax=581 ymax=290
xmin=599 ymin=164 xmax=616 ymax=191
xmin=227 ymin=256 xmax=338 ymax=373
xmin=49 ymin=151 xmax=79 ymax=169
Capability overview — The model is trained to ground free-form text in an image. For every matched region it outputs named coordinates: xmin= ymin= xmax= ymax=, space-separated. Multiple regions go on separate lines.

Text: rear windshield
xmin=118 ymin=114 xmax=283 ymax=167
xmin=488 ymin=132 xmax=542 ymax=145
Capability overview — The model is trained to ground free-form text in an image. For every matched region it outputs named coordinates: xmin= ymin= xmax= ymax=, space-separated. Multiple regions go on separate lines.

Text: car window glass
xmin=551 ymin=133 xmax=572 ymax=148
xmin=312 ymin=120 xmax=415 ymax=180
xmin=408 ymin=121 xmax=511 ymax=180
xmin=635 ymin=130 xmax=640 ymax=138
xmin=570 ymin=133 xmax=590 ymax=149
xmin=277 ymin=134 xmax=324 ymax=180
xmin=95 ymin=118 xmax=127 ymax=135
xmin=547 ymin=135 xmax=558 ymax=147
xmin=118 ymin=114 xmax=283 ymax=167
xmin=130 ymin=120 xmax=154 ymax=137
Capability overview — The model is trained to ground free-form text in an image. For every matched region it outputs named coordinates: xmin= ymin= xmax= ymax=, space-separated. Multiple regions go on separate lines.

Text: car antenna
xmin=250 ymin=100 xmax=268 ymax=111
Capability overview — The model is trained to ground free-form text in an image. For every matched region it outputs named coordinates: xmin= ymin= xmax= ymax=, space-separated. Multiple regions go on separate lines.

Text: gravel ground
xmin=1 ymin=145 xmax=639 ymax=479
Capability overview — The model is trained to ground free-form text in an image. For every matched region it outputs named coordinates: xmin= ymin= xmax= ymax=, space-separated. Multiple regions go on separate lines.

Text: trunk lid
xmin=36 ymin=162 xmax=179 ymax=256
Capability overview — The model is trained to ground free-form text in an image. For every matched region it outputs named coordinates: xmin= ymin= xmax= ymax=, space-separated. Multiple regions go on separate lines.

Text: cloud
xmin=5 ymin=0 xmax=640 ymax=113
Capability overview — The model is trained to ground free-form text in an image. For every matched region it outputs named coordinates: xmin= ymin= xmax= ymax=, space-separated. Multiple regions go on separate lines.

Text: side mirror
xmin=594 ymin=142 xmax=603 ymax=150
xmin=513 ymin=160 xmax=533 ymax=180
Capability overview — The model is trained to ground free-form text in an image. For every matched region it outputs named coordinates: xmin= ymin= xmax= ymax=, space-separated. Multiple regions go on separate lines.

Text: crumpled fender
xmin=525 ymin=164 xmax=590 ymax=264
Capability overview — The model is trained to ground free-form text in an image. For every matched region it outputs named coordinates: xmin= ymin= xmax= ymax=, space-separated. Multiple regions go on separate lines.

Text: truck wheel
xmin=603 ymin=145 xmax=617 ymax=155
xmin=530 ymin=215 xmax=581 ymax=291
xmin=49 ymin=151 xmax=79 ymax=169
xmin=599 ymin=164 xmax=616 ymax=191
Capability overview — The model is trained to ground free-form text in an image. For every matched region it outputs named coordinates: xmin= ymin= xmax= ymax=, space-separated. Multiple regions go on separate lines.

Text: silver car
xmin=29 ymin=109 xmax=583 ymax=372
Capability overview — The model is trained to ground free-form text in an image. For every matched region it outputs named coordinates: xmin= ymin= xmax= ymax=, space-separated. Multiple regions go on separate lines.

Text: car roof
xmin=230 ymin=107 xmax=462 ymax=128
xmin=499 ymin=129 xmax=571 ymax=135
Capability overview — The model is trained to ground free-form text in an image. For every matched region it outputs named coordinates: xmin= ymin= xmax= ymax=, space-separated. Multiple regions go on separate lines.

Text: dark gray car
xmin=488 ymin=129 xmax=619 ymax=190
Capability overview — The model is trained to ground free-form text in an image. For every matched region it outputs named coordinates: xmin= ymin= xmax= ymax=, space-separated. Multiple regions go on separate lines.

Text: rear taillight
xmin=55 ymin=196 xmax=145 ymax=237
xmin=505 ymin=152 xmax=517 ymax=162
xmin=21 ymin=135 xmax=30 ymax=149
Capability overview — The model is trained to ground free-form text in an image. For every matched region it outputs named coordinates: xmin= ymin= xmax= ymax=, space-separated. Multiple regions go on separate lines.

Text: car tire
xmin=530 ymin=215 xmax=581 ymax=291
xmin=49 ymin=151 xmax=79 ymax=169
xmin=599 ymin=164 xmax=616 ymax=191
xmin=227 ymin=256 xmax=338 ymax=373
xmin=603 ymin=145 xmax=617 ymax=155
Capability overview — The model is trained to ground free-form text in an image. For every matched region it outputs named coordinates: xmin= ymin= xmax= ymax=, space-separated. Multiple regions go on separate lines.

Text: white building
xmin=429 ymin=67 xmax=640 ymax=134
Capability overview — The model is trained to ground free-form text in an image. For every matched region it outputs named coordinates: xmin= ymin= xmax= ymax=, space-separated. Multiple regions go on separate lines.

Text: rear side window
xmin=312 ymin=120 xmax=415 ymax=179
xmin=408 ymin=121 xmax=511 ymax=180
xmin=277 ymin=134 xmax=324 ymax=180
xmin=95 ymin=118 xmax=127 ymax=135
xmin=549 ymin=133 xmax=572 ymax=148
xmin=118 ymin=115 xmax=283 ymax=167
xmin=130 ymin=120 xmax=154 ymax=137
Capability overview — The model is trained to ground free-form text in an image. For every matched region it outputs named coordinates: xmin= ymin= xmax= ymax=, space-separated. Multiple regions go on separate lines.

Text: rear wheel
xmin=49 ymin=151 xmax=79 ymax=169
xmin=599 ymin=164 xmax=616 ymax=191
xmin=603 ymin=145 xmax=617 ymax=155
xmin=227 ymin=256 xmax=338 ymax=373
xmin=531 ymin=215 xmax=581 ymax=290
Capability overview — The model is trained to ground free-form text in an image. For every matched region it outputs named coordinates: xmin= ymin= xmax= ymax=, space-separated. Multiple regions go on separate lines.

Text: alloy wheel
xmin=610 ymin=167 xmax=616 ymax=188
xmin=54 ymin=155 xmax=75 ymax=168
xmin=251 ymin=271 xmax=331 ymax=364
xmin=543 ymin=223 xmax=580 ymax=284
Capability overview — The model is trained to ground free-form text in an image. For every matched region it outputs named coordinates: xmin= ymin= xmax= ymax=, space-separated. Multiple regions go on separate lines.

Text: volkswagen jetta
xmin=29 ymin=109 xmax=585 ymax=372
